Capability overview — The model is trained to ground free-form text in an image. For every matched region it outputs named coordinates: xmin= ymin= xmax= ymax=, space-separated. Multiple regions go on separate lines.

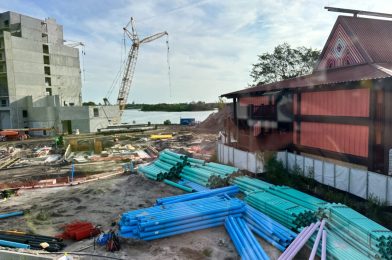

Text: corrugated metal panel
xmin=239 ymin=96 xmax=269 ymax=106
xmin=293 ymin=94 xmax=297 ymax=115
xmin=293 ymin=122 xmax=298 ymax=144
xmin=301 ymin=88 xmax=370 ymax=117
xmin=223 ymin=63 xmax=391 ymax=97
xmin=300 ymin=122 xmax=369 ymax=157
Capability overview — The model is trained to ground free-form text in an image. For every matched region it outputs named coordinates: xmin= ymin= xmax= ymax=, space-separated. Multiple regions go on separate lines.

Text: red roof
xmin=324 ymin=16 xmax=392 ymax=65
xmin=222 ymin=63 xmax=392 ymax=97
xmin=222 ymin=15 xmax=392 ymax=98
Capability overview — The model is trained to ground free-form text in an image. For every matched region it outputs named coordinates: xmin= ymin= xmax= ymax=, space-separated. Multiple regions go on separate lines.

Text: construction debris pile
xmin=138 ymin=149 xmax=238 ymax=187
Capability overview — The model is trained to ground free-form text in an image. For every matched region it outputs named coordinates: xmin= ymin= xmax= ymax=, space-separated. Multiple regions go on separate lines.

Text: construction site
xmin=1 ymin=3 xmax=392 ymax=260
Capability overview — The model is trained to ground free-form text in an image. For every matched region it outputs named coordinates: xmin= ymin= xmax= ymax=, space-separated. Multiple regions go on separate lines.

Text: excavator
xmin=104 ymin=17 xmax=168 ymax=117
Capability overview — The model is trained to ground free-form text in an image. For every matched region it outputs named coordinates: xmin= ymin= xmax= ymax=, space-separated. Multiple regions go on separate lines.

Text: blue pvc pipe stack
xmin=119 ymin=196 xmax=245 ymax=240
xmin=244 ymin=205 xmax=296 ymax=251
xmin=155 ymin=185 xmax=239 ymax=206
xmin=225 ymin=216 xmax=270 ymax=260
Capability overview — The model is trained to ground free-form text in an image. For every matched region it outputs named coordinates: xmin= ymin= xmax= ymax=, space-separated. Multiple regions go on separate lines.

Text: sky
xmin=1 ymin=0 xmax=392 ymax=104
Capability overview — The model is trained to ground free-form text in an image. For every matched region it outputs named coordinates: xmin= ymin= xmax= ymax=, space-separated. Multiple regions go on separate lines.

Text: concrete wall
xmin=0 ymin=11 xmax=82 ymax=129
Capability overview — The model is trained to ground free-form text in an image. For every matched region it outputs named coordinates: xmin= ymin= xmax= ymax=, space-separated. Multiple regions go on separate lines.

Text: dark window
xmin=69 ymin=102 xmax=74 ymax=106
xmin=45 ymin=77 xmax=51 ymax=86
xmin=1 ymin=99 xmax=7 ymax=107
xmin=3 ymin=20 xmax=9 ymax=27
xmin=46 ymin=88 xmax=52 ymax=96
xmin=93 ymin=108 xmax=99 ymax=117
xmin=42 ymin=44 xmax=49 ymax=54
xmin=43 ymin=56 xmax=50 ymax=64
xmin=22 ymin=110 xmax=28 ymax=117
xmin=44 ymin=66 xmax=51 ymax=75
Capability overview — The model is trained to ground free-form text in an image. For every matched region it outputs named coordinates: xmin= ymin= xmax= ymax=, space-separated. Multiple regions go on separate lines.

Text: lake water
xmin=121 ymin=109 xmax=216 ymax=124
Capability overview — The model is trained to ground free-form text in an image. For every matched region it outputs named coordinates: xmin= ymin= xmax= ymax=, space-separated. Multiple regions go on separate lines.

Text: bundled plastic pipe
xmin=278 ymin=221 xmax=320 ymax=260
xmin=180 ymin=162 xmax=238 ymax=188
xmin=244 ymin=205 xmax=296 ymax=251
xmin=225 ymin=216 xmax=270 ymax=260
xmin=245 ymin=191 xmax=317 ymax=231
xmin=325 ymin=203 xmax=392 ymax=259
xmin=155 ymin=185 xmax=239 ymax=206
xmin=178 ymin=179 xmax=210 ymax=192
xmin=307 ymin=226 xmax=368 ymax=260
xmin=231 ymin=176 xmax=327 ymax=212
xmin=119 ymin=196 xmax=245 ymax=240
xmin=163 ymin=179 xmax=193 ymax=193
xmin=230 ymin=176 xmax=274 ymax=193
xmin=138 ymin=149 xmax=188 ymax=180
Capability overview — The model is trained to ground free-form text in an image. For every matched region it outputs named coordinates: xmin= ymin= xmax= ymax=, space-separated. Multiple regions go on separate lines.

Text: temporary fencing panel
xmin=368 ymin=172 xmax=387 ymax=202
xmin=304 ymin=157 xmax=314 ymax=178
xmin=314 ymin=160 xmax=323 ymax=183
xmin=349 ymin=169 xmax=367 ymax=199
xmin=335 ymin=165 xmax=349 ymax=191
xmin=217 ymin=143 xmax=392 ymax=205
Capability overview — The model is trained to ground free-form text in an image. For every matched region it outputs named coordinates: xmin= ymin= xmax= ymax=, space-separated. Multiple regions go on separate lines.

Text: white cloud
xmin=1 ymin=0 xmax=392 ymax=103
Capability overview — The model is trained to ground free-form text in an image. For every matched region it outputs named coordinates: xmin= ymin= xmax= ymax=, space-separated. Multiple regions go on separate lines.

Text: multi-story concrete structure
xmin=0 ymin=11 xmax=119 ymax=134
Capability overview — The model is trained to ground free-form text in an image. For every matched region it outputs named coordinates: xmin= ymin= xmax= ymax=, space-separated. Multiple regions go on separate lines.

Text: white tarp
xmin=234 ymin=149 xmax=248 ymax=170
xmin=296 ymin=155 xmax=305 ymax=175
xmin=217 ymin=144 xmax=392 ymax=205
xmin=335 ymin=165 xmax=349 ymax=191
xmin=323 ymin=162 xmax=335 ymax=187
xmin=276 ymin=152 xmax=286 ymax=167
xmin=388 ymin=177 xmax=392 ymax=205
xmin=314 ymin=160 xmax=323 ymax=183
xmin=368 ymin=171 xmax=387 ymax=202
xmin=304 ymin=158 xmax=314 ymax=178
xmin=349 ymin=169 xmax=367 ymax=199
xmin=288 ymin=153 xmax=296 ymax=170
xmin=247 ymin=152 xmax=257 ymax=173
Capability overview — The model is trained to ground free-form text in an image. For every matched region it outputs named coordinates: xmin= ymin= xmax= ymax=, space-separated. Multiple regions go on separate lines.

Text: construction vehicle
xmin=106 ymin=17 xmax=168 ymax=115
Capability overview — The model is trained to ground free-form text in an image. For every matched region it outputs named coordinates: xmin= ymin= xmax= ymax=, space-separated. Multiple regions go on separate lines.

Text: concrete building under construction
xmin=0 ymin=11 xmax=119 ymax=134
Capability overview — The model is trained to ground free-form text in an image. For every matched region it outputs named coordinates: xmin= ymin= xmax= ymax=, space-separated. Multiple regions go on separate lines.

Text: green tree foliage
xmin=82 ymin=101 xmax=97 ymax=106
xmin=250 ymin=43 xmax=320 ymax=86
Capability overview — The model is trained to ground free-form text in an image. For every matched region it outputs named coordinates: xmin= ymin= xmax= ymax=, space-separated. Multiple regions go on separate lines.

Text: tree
xmin=249 ymin=43 xmax=320 ymax=86
xmin=82 ymin=101 xmax=96 ymax=106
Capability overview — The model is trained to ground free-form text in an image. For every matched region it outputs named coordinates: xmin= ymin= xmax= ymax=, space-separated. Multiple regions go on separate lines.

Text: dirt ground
xmin=0 ymin=174 xmax=286 ymax=259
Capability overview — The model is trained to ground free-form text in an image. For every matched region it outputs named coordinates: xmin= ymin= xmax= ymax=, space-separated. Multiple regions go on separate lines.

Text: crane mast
xmin=117 ymin=17 xmax=168 ymax=113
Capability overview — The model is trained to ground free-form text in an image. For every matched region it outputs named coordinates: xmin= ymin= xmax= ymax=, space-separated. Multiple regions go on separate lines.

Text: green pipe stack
xmin=325 ymin=203 xmax=392 ymax=259
xmin=307 ymin=226 xmax=369 ymax=260
xmin=138 ymin=149 xmax=188 ymax=181
xmin=245 ymin=191 xmax=317 ymax=231
xmin=231 ymin=176 xmax=327 ymax=212
xmin=230 ymin=176 xmax=274 ymax=192
xmin=180 ymin=163 xmax=239 ymax=188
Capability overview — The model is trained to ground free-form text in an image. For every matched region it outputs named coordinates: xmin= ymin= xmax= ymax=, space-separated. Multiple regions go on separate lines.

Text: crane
xmin=116 ymin=17 xmax=168 ymax=113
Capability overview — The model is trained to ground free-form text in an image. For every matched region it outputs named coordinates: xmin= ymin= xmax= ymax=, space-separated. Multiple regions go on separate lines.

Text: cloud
xmin=1 ymin=0 xmax=392 ymax=103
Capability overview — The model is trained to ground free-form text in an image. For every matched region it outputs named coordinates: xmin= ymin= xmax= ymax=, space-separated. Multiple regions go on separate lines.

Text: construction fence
xmin=217 ymin=142 xmax=392 ymax=206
